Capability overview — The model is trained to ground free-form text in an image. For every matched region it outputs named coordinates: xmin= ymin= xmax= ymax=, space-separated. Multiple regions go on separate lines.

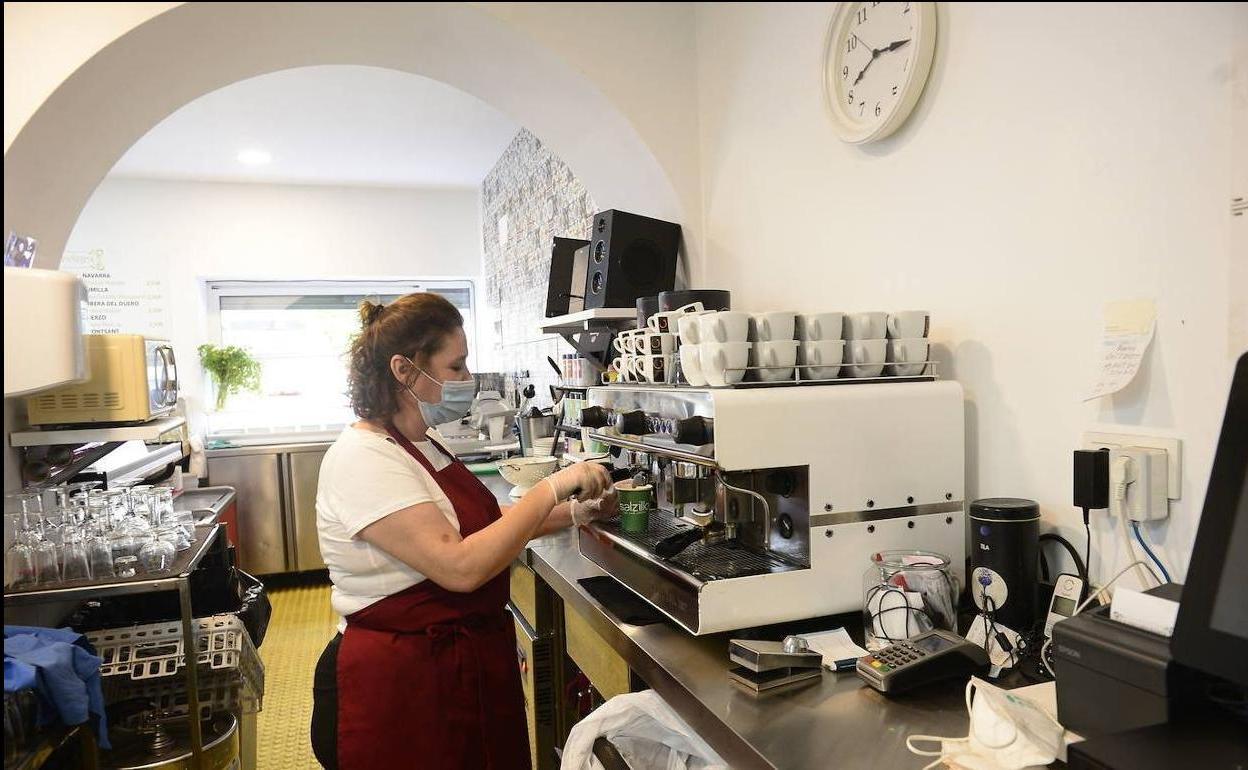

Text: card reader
xmin=857 ymin=629 xmax=989 ymax=695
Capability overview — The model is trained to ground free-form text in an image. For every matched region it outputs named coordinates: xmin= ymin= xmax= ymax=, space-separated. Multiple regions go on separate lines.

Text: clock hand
xmin=852 ymin=36 xmax=913 ymax=86
xmin=852 ymin=39 xmax=880 ymax=86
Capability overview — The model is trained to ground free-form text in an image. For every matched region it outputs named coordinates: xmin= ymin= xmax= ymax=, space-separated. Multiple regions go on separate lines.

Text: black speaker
xmin=545 ymin=237 xmax=590 ymax=318
xmin=582 ymin=210 xmax=681 ymax=310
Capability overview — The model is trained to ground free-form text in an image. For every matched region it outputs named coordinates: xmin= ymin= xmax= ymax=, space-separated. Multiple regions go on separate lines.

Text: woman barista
xmin=310 ymin=293 xmax=615 ymax=769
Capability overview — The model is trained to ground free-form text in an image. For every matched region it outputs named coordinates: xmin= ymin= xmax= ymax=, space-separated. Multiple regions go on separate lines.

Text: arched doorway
xmin=3 ymin=2 xmax=687 ymax=267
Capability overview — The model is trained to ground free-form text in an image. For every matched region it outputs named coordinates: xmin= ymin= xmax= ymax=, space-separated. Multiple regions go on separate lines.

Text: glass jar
xmin=862 ymin=550 xmax=959 ymax=652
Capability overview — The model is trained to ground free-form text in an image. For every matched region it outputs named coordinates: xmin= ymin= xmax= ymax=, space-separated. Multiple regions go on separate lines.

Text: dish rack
xmin=88 ymin=613 xmax=264 ymax=722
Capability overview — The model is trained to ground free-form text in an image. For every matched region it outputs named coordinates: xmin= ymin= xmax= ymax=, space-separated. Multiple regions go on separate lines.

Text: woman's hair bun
xmin=359 ymin=301 xmax=385 ymax=327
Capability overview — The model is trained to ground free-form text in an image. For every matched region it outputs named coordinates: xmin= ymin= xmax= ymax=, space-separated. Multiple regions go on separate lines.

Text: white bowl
xmin=496 ymin=456 xmax=559 ymax=498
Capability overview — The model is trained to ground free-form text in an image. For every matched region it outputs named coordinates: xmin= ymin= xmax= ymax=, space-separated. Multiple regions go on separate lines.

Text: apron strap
xmin=385 ymin=423 xmax=454 ymax=472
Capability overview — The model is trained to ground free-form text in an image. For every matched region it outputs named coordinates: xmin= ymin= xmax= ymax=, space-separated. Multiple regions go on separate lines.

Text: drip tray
xmin=597 ymin=517 xmax=802 ymax=581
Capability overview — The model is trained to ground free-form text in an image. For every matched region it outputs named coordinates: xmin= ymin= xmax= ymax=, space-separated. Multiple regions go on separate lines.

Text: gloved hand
xmin=545 ymin=461 xmax=612 ymax=503
xmin=571 ymin=488 xmax=619 ymax=526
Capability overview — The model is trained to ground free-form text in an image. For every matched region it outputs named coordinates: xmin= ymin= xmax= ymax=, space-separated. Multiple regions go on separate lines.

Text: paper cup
xmin=615 ymin=480 xmax=654 ymax=533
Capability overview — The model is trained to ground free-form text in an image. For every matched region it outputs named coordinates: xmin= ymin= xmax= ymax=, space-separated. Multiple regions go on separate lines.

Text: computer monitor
xmin=1171 ymin=352 xmax=1248 ymax=686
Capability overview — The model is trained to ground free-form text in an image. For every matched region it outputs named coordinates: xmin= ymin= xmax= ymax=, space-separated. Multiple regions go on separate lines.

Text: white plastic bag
xmin=561 ymin=690 xmax=728 ymax=770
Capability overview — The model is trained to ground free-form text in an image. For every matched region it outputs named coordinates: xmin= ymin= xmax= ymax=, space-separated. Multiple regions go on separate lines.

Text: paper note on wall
xmin=1085 ymin=300 xmax=1156 ymax=401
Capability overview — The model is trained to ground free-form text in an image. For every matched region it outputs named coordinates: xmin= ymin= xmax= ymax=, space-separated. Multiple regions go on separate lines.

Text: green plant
xmin=197 ymin=344 xmax=262 ymax=411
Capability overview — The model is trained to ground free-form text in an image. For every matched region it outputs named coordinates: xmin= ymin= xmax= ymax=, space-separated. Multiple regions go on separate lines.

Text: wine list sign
xmin=61 ymin=248 xmax=170 ymax=337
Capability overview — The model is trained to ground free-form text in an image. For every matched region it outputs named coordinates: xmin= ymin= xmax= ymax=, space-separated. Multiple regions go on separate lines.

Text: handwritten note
xmin=1085 ymin=300 xmax=1156 ymax=401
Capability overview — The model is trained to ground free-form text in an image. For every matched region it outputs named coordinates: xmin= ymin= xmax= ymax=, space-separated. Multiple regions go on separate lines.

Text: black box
xmin=545 ymin=237 xmax=590 ymax=318
xmin=1052 ymin=584 xmax=1188 ymax=737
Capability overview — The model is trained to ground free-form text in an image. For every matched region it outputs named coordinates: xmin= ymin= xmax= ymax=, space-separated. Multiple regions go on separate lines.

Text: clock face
xmin=825 ymin=2 xmax=936 ymax=144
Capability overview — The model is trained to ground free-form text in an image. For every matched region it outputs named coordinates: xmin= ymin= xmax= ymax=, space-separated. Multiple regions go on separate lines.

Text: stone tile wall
xmin=481 ymin=129 xmax=597 ymax=407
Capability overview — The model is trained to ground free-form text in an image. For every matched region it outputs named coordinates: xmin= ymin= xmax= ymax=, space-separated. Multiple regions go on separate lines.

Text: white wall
xmin=3 ymin=2 xmax=178 ymax=152
xmin=61 ymin=178 xmax=484 ymax=435
xmin=695 ymin=2 xmax=1244 ymax=586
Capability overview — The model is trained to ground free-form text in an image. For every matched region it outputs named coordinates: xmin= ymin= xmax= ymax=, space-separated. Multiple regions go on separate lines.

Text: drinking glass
xmin=158 ymin=523 xmax=192 ymax=553
xmin=32 ymin=540 xmax=59 ymax=585
xmin=5 ymin=513 xmax=38 ymax=589
xmin=4 ymin=492 xmax=45 ymax=538
xmin=114 ymin=555 xmax=138 ymax=579
xmin=128 ymin=485 xmax=156 ymax=526
xmin=86 ymin=535 xmax=115 ymax=579
xmin=60 ymin=539 xmax=92 ymax=581
xmin=86 ymin=491 xmax=112 ymax=532
xmin=151 ymin=488 xmax=182 ymax=536
xmin=138 ymin=535 xmax=176 ymax=574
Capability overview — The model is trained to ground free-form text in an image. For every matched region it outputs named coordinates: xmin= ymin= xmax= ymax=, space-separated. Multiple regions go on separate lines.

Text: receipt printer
xmin=1052 ymin=584 xmax=1191 ymax=737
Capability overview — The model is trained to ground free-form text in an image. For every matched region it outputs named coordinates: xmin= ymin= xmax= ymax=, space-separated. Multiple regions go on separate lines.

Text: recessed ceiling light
xmin=237 ymin=149 xmax=272 ymax=166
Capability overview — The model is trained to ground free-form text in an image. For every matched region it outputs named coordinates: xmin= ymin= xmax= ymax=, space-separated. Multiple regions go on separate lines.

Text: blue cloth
xmin=4 ymin=625 xmax=109 ymax=748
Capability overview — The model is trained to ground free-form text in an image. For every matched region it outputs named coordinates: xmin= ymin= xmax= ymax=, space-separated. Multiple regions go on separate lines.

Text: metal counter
xmin=520 ymin=529 xmax=972 ymax=770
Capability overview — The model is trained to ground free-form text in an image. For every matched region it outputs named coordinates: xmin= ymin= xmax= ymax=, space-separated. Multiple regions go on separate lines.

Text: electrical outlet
xmin=1109 ymin=447 xmax=1169 ymax=521
xmin=1083 ymin=431 xmax=1181 ymax=500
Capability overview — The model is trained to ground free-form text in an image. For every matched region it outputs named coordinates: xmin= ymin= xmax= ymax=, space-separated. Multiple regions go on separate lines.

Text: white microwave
xmin=26 ymin=335 xmax=178 ymax=426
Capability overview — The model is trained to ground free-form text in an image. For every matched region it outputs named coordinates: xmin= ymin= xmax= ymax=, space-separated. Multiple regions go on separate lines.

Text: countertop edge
xmin=524 ymin=537 xmax=774 ymax=770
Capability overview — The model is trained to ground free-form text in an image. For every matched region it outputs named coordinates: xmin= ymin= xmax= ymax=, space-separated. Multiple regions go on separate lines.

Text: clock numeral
xmin=856 ymin=7 xmax=868 ymax=25
xmin=842 ymin=65 xmax=849 ymax=80
xmin=859 ymin=101 xmax=866 ymax=116
xmin=892 ymin=84 xmax=898 ymax=95
xmin=875 ymin=102 xmax=882 ymax=117
xmin=847 ymin=89 xmax=854 ymax=105
xmin=847 ymin=36 xmax=858 ymax=53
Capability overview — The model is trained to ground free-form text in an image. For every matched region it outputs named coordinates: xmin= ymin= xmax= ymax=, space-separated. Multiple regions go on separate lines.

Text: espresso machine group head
xmin=578 ymin=382 xmax=966 ymax=635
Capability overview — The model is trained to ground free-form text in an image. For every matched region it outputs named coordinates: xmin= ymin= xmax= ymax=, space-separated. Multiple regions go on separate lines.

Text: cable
xmin=1131 ymin=521 xmax=1172 ymax=583
xmin=1038 ymin=532 xmax=1089 ymax=588
xmin=1073 ymin=560 xmax=1158 ymax=617
xmin=1082 ymin=507 xmax=1092 ymax=586
xmin=1117 ymin=507 xmax=1156 ymax=588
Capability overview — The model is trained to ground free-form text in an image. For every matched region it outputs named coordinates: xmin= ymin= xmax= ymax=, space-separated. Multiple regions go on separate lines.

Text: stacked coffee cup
xmin=796 ymin=312 xmax=846 ymax=380
xmin=843 ymin=310 xmax=931 ymax=378
xmin=610 ymin=302 xmax=703 ymax=384
xmin=680 ymin=310 xmax=751 ymax=386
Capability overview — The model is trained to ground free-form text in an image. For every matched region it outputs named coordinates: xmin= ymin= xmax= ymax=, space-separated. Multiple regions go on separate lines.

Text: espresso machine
xmin=578 ymin=382 xmax=966 ymax=634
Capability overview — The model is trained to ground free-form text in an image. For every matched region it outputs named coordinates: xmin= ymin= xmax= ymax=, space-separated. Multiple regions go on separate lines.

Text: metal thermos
xmin=517 ymin=412 xmax=555 ymax=456
xmin=969 ymin=497 xmax=1040 ymax=633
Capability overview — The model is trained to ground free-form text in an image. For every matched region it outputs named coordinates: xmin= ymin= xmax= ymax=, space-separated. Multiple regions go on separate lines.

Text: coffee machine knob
xmin=674 ymin=416 xmax=713 ymax=446
xmin=580 ymin=406 xmax=611 ymax=429
xmin=615 ymin=410 xmax=651 ymax=435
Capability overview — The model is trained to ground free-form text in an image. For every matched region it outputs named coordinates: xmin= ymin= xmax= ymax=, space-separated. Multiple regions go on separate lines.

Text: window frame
xmin=200 ymin=276 xmax=478 ymax=437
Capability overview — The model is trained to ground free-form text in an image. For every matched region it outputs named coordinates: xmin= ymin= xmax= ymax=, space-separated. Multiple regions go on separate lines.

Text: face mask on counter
xmin=905 ymin=677 xmax=1063 ymax=770
xmin=398 ymin=357 xmax=477 ymax=427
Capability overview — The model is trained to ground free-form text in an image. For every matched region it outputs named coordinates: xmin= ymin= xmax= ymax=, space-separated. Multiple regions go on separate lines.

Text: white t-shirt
xmin=316 ymin=425 xmax=458 ymax=631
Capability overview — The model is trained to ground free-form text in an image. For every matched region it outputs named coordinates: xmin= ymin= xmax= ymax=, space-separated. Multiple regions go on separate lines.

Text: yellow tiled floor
xmin=257 ymin=579 xmax=337 ymax=770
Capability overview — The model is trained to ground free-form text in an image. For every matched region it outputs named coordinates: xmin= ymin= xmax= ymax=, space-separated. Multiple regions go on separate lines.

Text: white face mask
xmin=906 ymin=677 xmax=1064 ymax=770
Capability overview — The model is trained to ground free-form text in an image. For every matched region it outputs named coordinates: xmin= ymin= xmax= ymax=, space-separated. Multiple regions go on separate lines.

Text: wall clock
xmin=824 ymin=2 xmax=937 ymax=144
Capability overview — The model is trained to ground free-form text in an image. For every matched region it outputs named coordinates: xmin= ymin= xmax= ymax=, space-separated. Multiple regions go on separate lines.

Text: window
xmin=203 ymin=279 xmax=475 ymax=440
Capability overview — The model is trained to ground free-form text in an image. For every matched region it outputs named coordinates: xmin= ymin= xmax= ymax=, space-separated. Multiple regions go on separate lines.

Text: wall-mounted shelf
xmin=538 ymin=308 xmax=636 ymax=335
xmin=540 ymin=309 xmax=637 ymax=372
xmin=10 ymin=416 xmax=186 ymax=447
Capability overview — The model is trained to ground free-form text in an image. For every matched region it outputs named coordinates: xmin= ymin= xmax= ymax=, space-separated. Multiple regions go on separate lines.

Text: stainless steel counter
xmin=520 ymin=529 xmax=973 ymax=770
xmin=206 ymin=441 xmax=333 ymax=457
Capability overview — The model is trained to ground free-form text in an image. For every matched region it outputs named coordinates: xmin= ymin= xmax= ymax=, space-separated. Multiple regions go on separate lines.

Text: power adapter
xmin=1073 ymin=448 xmax=1109 ymax=582
xmin=1073 ymin=448 xmax=1110 ymax=510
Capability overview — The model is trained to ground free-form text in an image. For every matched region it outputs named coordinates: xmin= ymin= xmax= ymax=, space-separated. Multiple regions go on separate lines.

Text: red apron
xmin=335 ymin=426 xmax=531 ymax=770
